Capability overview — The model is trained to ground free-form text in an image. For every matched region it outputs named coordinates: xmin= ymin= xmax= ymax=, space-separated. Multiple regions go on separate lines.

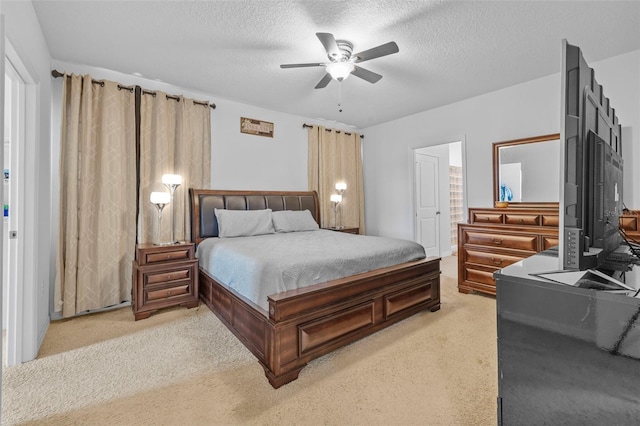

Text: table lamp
xmin=162 ymin=174 xmax=182 ymax=243
xmin=330 ymin=194 xmax=342 ymax=229
xmin=150 ymin=191 xmax=171 ymax=245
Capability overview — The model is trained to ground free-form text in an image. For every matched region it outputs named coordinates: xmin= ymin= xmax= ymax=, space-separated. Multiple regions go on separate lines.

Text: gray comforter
xmin=196 ymin=230 xmax=426 ymax=312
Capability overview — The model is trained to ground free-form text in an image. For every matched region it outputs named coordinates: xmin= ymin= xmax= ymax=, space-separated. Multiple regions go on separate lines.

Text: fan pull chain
xmin=338 ymin=81 xmax=343 ymax=113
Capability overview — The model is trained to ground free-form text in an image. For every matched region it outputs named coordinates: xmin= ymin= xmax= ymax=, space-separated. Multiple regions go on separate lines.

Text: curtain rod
xmin=302 ymin=123 xmax=364 ymax=139
xmin=140 ymin=89 xmax=215 ymax=109
xmin=51 ymin=69 xmax=134 ymax=92
xmin=51 ymin=69 xmax=216 ymax=109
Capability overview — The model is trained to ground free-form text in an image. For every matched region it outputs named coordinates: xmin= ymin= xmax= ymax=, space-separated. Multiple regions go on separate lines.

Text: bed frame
xmin=189 ymin=189 xmax=441 ymax=388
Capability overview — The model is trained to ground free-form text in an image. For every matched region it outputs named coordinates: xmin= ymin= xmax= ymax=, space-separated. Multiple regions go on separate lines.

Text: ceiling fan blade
xmin=351 ymin=65 xmax=383 ymax=84
xmin=316 ymin=32 xmax=340 ymax=59
xmin=280 ymin=62 xmax=325 ymax=69
xmin=314 ymin=73 xmax=333 ymax=89
xmin=353 ymin=41 xmax=399 ymax=63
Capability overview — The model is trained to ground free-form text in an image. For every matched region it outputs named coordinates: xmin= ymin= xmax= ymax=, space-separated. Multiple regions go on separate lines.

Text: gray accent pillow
xmin=214 ymin=208 xmax=275 ymax=238
xmin=272 ymin=210 xmax=319 ymax=233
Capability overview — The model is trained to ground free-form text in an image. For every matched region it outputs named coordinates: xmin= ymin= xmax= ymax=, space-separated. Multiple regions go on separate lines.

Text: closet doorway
xmin=413 ymin=140 xmax=465 ymax=257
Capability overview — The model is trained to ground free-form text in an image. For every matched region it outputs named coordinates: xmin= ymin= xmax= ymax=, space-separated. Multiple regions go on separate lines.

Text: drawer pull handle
xmin=491 ymin=238 xmax=503 ymax=245
xmin=167 ymin=290 xmax=172 ymax=296
xmin=491 ymin=257 xmax=503 ymax=265
xmin=166 ymin=254 xmax=171 ymax=259
xmin=167 ymin=275 xmax=172 ymax=280
xmin=519 ymin=219 xmax=524 ymax=223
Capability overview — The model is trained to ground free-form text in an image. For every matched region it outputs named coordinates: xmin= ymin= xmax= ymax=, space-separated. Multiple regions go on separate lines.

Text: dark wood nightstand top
xmin=323 ymin=227 xmax=359 ymax=234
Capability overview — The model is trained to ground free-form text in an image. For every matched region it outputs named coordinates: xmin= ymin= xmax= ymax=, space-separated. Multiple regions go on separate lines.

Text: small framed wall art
xmin=240 ymin=117 xmax=274 ymax=138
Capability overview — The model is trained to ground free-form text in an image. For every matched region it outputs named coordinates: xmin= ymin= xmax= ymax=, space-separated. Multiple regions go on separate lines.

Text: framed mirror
xmin=493 ymin=133 xmax=561 ymax=205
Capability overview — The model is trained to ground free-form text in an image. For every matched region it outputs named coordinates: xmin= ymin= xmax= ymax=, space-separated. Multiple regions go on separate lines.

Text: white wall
xmin=362 ymin=49 xmax=640 ymax=240
xmin=2 ymin=0 xmax=52 ymax=359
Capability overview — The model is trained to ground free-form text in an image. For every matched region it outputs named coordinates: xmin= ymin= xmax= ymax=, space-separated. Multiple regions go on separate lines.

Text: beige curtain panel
xmin=55 ymin=74 xmax=137 ymax=317
xmin=308 ymin=125 xmax=365 ymax=233
xmin=139 ymin=92 xmax=211 ymax=244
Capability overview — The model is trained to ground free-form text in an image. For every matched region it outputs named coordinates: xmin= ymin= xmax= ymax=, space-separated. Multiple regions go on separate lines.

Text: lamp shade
xmin=330 ymin=194 xmax=342 ymax=203
xmin=335 ymin=182 xmax=347 ymax=191
xmin=150 ymin=191 xmax=171 ymax=204
xmin=161 ymin=174 xmax=182 ymax=185
xmin=326 ymin=62 xmax=354 ymax=81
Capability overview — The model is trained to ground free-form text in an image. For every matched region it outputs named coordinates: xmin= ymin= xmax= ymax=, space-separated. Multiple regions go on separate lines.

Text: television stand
xmin=495 ymin=253 xmax=640 ymax=425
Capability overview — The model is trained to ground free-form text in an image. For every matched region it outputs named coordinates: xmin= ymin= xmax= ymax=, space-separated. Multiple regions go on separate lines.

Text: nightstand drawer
xmin=144 ymin=249 xmax=191 ymax=264
xmin=146 ymin=283 xmax=191 ymax=301
xmin=137 ymin=243 xmax=194 ymax=266
xmin=145 ymin=267 xmax=192 ymax=286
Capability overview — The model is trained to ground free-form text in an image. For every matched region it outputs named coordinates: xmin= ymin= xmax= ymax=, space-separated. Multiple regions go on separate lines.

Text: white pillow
xmin=271 ymin=210 xmax=319 ymax=233
xmin=214 ymin=208 xmax=275 ymax=237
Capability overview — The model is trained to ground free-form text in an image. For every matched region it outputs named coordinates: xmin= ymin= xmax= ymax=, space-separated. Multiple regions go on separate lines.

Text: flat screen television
xmin=559 ymin=40 xmax=623 ymax=271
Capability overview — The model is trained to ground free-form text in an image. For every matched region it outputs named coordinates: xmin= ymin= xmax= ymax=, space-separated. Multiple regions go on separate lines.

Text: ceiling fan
xmin=280 ymin=32 xmax=399 ymax=89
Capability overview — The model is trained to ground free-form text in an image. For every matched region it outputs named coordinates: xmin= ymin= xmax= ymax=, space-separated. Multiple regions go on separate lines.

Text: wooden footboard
xmin=199 ymin=257 xmax=441 ymax=388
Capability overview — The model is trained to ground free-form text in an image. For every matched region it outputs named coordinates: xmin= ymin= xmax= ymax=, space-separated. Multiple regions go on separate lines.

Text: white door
xmin=415 ymin=153 xmax=440 ymax=257
xmin=4 ymin=55 xmax=24 ymax=366
xmin=3 ymin=38 xmax=37 ymax=366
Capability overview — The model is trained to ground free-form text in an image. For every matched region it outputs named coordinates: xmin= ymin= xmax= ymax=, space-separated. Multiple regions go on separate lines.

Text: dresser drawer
xmin=542 ymin=236 xmax=559 ymax=250
xmin=505 ymin=214 xmax=540 ymax=226
xmin=542 ymin=214 xmax=559 ymax=227
xmin=620 ymin=216 xmax=639 ymax=231
xmin=464 ymin=248 xmax=524 ymax=268
xmin=471 ymin=212 xmax=503 ymax=224
xmin=462 ymin=230 xmax=538 ymax=252
xmin=463 ymin=264 xmax=499 ymax=287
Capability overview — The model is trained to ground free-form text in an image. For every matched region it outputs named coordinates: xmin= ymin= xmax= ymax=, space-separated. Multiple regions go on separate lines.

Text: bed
xmin=190 ymin=189 xmax=441 ymax=388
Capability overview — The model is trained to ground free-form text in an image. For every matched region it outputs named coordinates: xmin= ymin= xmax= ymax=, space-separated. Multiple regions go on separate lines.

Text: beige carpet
xmin=2 ymin=255 xmax=497 ymax=425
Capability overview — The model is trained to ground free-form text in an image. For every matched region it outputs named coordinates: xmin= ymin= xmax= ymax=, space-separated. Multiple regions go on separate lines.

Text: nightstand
xmin=324 ymin=227 xmax=359 ymax=234
xmin=132 ymin=242 xmax=199 ymax=320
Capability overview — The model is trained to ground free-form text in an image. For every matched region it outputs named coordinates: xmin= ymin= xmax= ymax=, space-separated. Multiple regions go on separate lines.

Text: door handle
xmin=436 ymin=211 xmax=441 ymax=215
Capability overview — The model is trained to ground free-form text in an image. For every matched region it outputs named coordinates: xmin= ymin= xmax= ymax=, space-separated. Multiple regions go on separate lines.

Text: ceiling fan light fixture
xmin=326 ymin=62 xmax=355 ymax=81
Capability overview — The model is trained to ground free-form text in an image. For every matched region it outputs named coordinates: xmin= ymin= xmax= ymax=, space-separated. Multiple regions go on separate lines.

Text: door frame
xmin=410 ymin=136 xmax=468 ymax=256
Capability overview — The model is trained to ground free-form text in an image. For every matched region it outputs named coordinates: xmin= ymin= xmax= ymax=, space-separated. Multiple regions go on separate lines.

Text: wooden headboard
xmin=189 ymin=189 xmax=320 ymax=245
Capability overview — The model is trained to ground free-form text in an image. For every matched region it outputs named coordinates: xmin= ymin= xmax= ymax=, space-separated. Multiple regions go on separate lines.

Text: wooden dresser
xmin=132 ymin=242 xmax=199 ymax=320
xmin=458 ymin=205 xmax=559 ymax=296
xmin=620 ymin=210 xmax=640 ymax=241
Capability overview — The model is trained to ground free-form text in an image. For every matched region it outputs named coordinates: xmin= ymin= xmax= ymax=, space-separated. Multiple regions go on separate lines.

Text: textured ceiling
xmin=32 ymin=0 xmax=640 ymax=129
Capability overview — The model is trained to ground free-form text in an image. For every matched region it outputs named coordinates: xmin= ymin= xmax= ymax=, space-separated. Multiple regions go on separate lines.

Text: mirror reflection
xmin=493 ymin=134 xmax=560 ymax=203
